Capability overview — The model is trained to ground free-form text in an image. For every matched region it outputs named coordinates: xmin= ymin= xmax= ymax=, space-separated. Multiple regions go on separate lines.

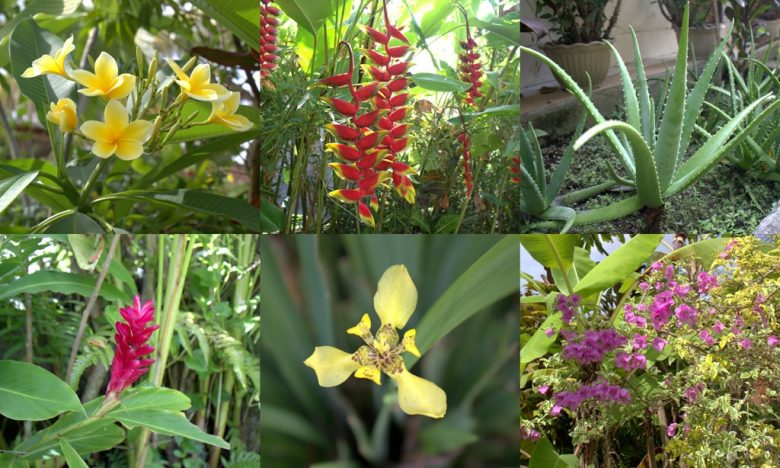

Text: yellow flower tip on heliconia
xmin=22 ymin=35 xmax=75 ymax=78
xmin=71 ymin=52 xmax=136 ymax=100
xmin=46 ymin=98 xmax=78 ymax=133
xmin=167 ymin=59 xmax=229 ymax=102
xmin=80 ymin=100 xmax=153 ymax=160
xmin=303 ymin=346 xmax=360 ymax=387
xmin=402 ymin=329 xmax=421 ymax=358
xmin=207 ymin=91 xmax=252 ymax=131
xmin=391 ymin=368 xmax=447 ymax=418
xmin=374 ymin=264 xmax=418 ymax=330
xmin=355 ymin=365 xmax=382 ymax=385
xmin=347 ymin=313 xmax=371 ymax=338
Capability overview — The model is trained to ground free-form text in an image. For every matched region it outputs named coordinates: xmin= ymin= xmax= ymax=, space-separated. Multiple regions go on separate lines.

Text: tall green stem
xmin=78 ymin=159 xmax=110 ymax=208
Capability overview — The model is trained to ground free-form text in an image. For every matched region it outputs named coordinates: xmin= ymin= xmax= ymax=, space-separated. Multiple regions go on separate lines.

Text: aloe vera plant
xmin=520 ymin=4 xmax=780 ymax=230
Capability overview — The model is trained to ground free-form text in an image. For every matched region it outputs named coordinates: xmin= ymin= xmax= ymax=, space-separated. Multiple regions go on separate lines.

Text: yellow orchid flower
xmin=21 ymin=35 xmax=75 ymax=78
xmin=80 ymin=100 xmax=153 ymax=160
xmin=167 ymin=59 xmax=229 ymax=101
xmin=46 ymin=98 xmax=78 ymax=133
xmin=207 ymin=92 xmax=252 ymax=131
xmin=71 ymin=52 xmax=136 ymax=100
xmin=304 ymin=265 xmax=447 ymax=419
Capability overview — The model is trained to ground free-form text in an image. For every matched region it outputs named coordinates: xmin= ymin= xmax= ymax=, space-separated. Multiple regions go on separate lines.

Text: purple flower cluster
xmin=520 ymin=427 xmax=540 ymax=441
xmin=683 ymin=383 xmax=704 ymax=403
xmin=675 ymin=304 xmax=698 ymax=327
xmin=650 ymin=290 xmax=674 ymax=330
xmin=555 ymin=293 xmax=581 ymax=324
xmin=699 ymin=329 xmax=715 ymax=346
xmin=553 ymin=382 xmax=631 ymax=411
xmin=562 ymin=329 xmax=626 ymax=364
xmin=624 ymin=304 xmax=647 ymax=328
xmin=696 ymin=271 xmax=718 ymax=294
xmin=615 ymin=351 xmax=647 ymax=371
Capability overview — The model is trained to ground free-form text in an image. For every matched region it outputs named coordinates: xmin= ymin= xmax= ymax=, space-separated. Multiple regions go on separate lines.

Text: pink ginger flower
xmin=107 ymin=296 xmax=158 ymax=396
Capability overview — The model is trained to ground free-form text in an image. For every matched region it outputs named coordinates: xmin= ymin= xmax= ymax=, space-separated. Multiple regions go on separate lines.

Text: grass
xmin=528 ymin=133 xmax=780 ymax=234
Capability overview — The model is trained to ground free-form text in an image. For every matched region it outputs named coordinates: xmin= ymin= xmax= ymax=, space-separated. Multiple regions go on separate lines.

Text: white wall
xmin=521 ymin=0 xmax=680 ymax=93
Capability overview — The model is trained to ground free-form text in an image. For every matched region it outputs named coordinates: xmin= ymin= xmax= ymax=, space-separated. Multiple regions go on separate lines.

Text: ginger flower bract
xmin=71 ymin=52 xmax=136 ymax=100
xmin=46 ymin=98 xmax=78 ymax=133
xmin=304 ymin=265 xmax=447 ymax=418
xmin=207 ymin=92 xmax=252 ymax=131
xmin=80 ymin=100 xmax=153 ymax=160
xmin=21 ymin=35 xmax=75 ymax=78
xmin=107 ymin=296 xmax=159 ymax=397
xmin=167 ymin=60 xmax=228 ymax=101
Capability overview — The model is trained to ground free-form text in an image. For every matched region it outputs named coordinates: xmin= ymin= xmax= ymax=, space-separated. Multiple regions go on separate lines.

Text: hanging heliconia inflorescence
xmin=457 ymin=130 xmax=473 ymax=194
xmin=260 ymin=0 xmax=280 ymax=80
xmin=321 ymin=0 xmax=416 ymax=228
xmin=510 ymin=157 xmax=520 ymax=183
xmin=456 ymin=6 xmax=484 ymax=107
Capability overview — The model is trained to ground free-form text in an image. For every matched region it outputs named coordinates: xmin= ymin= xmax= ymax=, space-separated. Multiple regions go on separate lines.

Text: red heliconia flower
xmin=456 ymin=8 xmax=483 ymax=107
xmin=106 ymin=296 xmax=158 ymax=397
xmin=457 ymin=130 xmax=473 ymax=195
xmin=510 ymin=157 xmax=520 ymax=183
xmin=260 ymin=0 xmax=281 ymax=80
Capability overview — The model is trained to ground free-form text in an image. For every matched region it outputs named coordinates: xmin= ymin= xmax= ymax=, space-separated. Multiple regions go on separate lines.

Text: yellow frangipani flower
xmin=46 ymin=98 xmax=78 ymax=133
xmin=166 ymin=59 xmax=229 ymax=101
xmin=71 ymin=52 xmax=136 ymax=100
xmin=207 ymin=92 xmax=252 ymax=131
xmin=80 ymin=100 xmax=153 ymax=160
xmin=304 ymin=265 xmax=447 ymax=419
xmin=22 ymin=35 xmax=75 ymax=78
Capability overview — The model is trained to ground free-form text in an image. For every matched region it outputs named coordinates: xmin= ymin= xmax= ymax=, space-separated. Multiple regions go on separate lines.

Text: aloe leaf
xmin=606 ymin=41 xmax=640 ymax=133
xmin=539 ymin=206 xmax=577 ymax=234
xmin=653 ymin=4 xmax=689 ymax=191
xmin=572 ymin=195 xmax=644 ymax=226
xmin=519 ymin=124 xmax=545 ymax=193
xmin=667 ymin=96 xmax=780 ymax=196
xmin=630 ymin=27 xmax=653 ymax=150
xmin=528 ymin=123 xmax=546 ymax=187
xmin=520 ymin=46 xmax=635 ymax=177
xmin=519 ymin=165 xmax=547 ymax=215
xmin=546 ymin=111 xmax=587 ymax=203
xmin=575 ymin=121 xmax=661 ymax=208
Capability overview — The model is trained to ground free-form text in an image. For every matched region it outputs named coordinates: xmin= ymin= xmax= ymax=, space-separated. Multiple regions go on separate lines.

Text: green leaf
xmin=95 ymin=190 xmax=260 ymax=232
xmin=520 ymin=234 xmax=577 ymax=272
xmin=530 ymin=437 xmax=578 ymax=468
xmin=20 ymin=419 xmax=123 ymax=460
xmin=67 ymin=235 xmax=104 ymax=271
xmin=573 ymin=235 xmax=663 ymax=297
xmin=521 ymin=312 xmax=561 ymax=365
xmin=261 ymin=199 xmax=283 ymax=233
xmin=0 ymin=271 xmax=130 ymax=302
xmin=413 ymin=236 xmax=518 ymax=358
xmin=189 ymin=0 xmax=259 ymax=50
xmin=411 ymin=73 xmax=470 ymax=93
xmin=108 ymin=387 xmax=191 ymax=415
xmin=167 ymin=101 xmax=259 ymax=144
xmin=0 ymin=0 xmax=82 ymax=40
xmin=0 ymin=360 xmax=83 ymax=421
xmin=275 ymin=0 xmax=334 ymax=34
xmin=112 ymin=409 xmax=230 ymax=449
xmin=59 ymin=439 xmax=87 ymax=468
xmin=471 ymin=18 xmax=520 ymax=46
xmin=43 ymin=213 xmax=105 ymax=234
xmin=0 ymin=171 xmax=38 ymax=215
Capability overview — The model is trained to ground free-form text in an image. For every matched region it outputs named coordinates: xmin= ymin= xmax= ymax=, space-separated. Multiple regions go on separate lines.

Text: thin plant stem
xmin=78 ymin=159 xmax=110 ymax=208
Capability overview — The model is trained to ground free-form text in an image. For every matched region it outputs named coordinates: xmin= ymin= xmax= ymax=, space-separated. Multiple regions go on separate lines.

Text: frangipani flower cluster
xmin=304 ymin=265 xmax=446 ymax=418
xmin=22 ymin=35 xmax=252 ymax=162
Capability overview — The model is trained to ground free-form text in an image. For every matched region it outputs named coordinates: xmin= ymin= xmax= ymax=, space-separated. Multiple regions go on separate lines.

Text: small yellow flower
xmin=22 ymin=35 xmax=75 ymax=78
xmin=71 ymin=52 xmax=136 ymax=100
xmin=207 ymin=92 xmax=252 ymax=131
xmin=304 ymin=265 xmax=447 ymax=418
xmin=46 ymin=98 xmax=78 ymax=133
xmin=167 ymin=59 xmax=228 ymax=101
xmin=80 ymin=100 xmax=153 ymax=160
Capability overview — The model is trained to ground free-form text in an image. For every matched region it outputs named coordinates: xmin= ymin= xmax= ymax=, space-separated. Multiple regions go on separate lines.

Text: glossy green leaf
xmin=0 ymin=0 xmax=81 ymax=39
xmin=0 ymin=271 xmax=130 ymax=302
xmin=189 ymin=0 xmax=259 ymax=50
xmin=471 ymin=18 xmax=520 ymax=46
xmin=59 ymin=439 xmax=87 ymax=468
xmin=520 ymin=234 xmax=577 ymax=272
xmin=67 ymin=235 xmax=104 ymax=271
xmin=0 ymin=171 xmax=39 ymax=215
xmin=521 ymin=312 xmax=561 ymax=365
xmin=43 ymin=213 xmax=105 ymax=234
xmin=0 ymin=360 xmax=83 ymax=421
xmin=107 ymin=387 xmax=191 ymax=415
xmin=573 ymin=235 xmax=663 ymax=297
xmin=530 ymin=437 xmax=578 ymax=468
xmin=275 ymin=0 xmax=333 ymax=34
xmin=411 ymin=72 xmax=470 ymax=93
xmin=113 ymin=409 xmax=229 ymax=449
xmin=20 ymin=419 xmax=124 ymax=460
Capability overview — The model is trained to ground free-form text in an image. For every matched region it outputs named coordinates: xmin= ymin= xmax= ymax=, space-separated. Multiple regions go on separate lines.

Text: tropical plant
xmin=724 ymin=0 xmax=773 ymax=60
xmin=533 ymin=0 xmax=623 ymax=44
xmin=520 ymin=5 xmax=780 ymax=231
xmin=655 ymin=0 xmax=714 ymax=27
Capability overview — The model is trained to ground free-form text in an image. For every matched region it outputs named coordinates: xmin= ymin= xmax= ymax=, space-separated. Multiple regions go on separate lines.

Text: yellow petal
xmin=121 ymin=119 xmax=153 ymax=143
xmin=80 ymin=121 xmax=111 ymax=142
xmin=373 ymin=265 xmax=417 ymax=329
xmin=31 ymin=55 xmax=61 ymax=76
xmin=94 ymin=52 xmax=119 ymax=81
xmin=223 ymin=91 xmax=241 ymax=113
xmin=304 ymin=346 xmax=360 ymax=387
xmin=105 ymin=74 xmax=136 ymax=100
xmin=354 ymin=366 xmax=382 ymax=385
xmin=391 ymin=368 xmax=446 ymax=418
xmin=187 ymin=87 xmax=220 ymax=101
xmin=166 ymin=58 xmax=189 ymax=81
xmin=402 ymin=329 xmax=421 ymax=358
xmin=104 ymin=100 xmax=129 ymax=134
xmin=114 ymin=140 xmax=144 ymax=160
xmin=70 ymin=69 xmax=100 ymax=89
xmin=21 ymin=66 xmax=39 ymax=78
xmin=190 ymin=64 xmax=211 ymax=87
xmin=91 ymin=141 xmax=117 ymax=158
xmin=206 ymin=83 xmax=230 ymax=100
xmin=347 ymin=313 xmax=372 ymax=338
xmin=219 ymin=114 xmax=252 ymax=131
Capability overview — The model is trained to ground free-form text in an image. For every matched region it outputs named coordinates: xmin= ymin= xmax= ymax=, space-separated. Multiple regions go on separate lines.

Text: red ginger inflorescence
xmin=260 ymin=0 xmax=280 ymax=79
xmin=321 ymin=1 xmax=416 ymax=227
xmin=106 ymin=296 xmax=159 ymax=397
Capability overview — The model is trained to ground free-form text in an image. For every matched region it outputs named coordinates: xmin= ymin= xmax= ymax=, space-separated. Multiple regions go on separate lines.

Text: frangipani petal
xmin=91 ymin=141 xmax=117 ymax=158
xmin=94 ymin=52 xmax=119 ymax=81
xmin=114 ymin=140 xmax=145 ymax=160
xmin=80 ymin=121 xmax=111 ymax=142
xmin=106 ymin=74 xmax=136 ymax=99
xmin=373 ymin=265 xmax=417 ymax=329
xmin=304 ymin=346 xmax=360 ymax=387
xmin=391 ymin=368 xmax=447 ymax=418
xmin=121 ymin=119 xmax=154 ymax=143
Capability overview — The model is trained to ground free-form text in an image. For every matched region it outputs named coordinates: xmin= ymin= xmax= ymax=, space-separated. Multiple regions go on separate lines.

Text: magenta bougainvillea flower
xmin=106 ymin=296 xmax=158 ymax=397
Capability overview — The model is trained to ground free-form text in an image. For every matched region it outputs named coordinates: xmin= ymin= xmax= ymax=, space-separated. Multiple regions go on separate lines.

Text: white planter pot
xmin=541 ymin=41 xmax=611 ymax=89
xmin=674 ymin=24 xmax=725 ymax=60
